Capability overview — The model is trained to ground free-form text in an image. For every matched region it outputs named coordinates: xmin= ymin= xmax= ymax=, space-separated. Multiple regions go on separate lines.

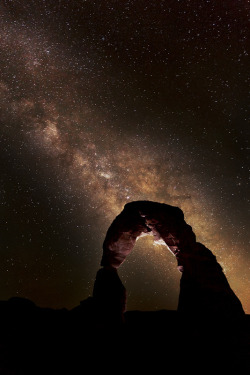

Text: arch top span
xmin=101 ymin=200 xmax=195 ymax=270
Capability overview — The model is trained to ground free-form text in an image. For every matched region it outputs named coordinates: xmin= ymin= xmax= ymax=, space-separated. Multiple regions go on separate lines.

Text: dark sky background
xmin=1 ymin=0 xmax=249 ymax=313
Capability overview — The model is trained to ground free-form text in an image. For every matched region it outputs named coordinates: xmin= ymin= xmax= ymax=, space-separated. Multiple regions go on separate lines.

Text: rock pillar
xmin=93 ymin=267 xmax=126 ymax=326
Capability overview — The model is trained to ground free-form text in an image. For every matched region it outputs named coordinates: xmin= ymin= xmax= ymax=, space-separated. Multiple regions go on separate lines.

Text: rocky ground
xmin=0 ymin=297 xmax=249 ymax=374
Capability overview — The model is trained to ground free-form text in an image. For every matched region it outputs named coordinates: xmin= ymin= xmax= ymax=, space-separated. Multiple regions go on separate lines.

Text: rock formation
xmin=93 ymin=268 xmax=126 ymax=325
xmin=94 ymin=200 xmax=244 ymax=321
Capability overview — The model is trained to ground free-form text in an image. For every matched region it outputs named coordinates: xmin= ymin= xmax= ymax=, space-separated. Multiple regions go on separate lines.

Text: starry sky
xmin=1 ymin=0 xmax=249 ymax=313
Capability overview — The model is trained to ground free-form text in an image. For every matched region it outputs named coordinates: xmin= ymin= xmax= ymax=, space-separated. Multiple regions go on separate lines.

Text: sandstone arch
xmin=93 ymin=201 xmax=244 ymax=320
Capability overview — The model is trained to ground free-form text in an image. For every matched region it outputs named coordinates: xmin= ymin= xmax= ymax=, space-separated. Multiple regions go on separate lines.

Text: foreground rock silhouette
xmin=0 ymin=297 xmax=249 ymax=374
xmin=0 ymin=201 xmax=248 ymax=374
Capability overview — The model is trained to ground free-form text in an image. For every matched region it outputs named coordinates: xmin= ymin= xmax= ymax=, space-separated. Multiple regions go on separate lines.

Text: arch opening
xmin=120 ymin=233 xmax=181 ymax=311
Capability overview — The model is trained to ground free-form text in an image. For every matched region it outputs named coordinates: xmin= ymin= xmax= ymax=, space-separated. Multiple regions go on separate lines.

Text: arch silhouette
xmin=94 ymin=201 xmax=244 ymax=320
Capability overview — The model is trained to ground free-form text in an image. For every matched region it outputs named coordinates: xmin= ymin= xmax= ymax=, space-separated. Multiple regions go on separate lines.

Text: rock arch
xmin=93 ymin=201 xmax=244 ymax=321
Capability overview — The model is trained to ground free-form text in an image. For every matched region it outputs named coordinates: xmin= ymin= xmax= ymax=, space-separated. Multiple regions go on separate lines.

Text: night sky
xmin=1 ymin=0 xmax=249 ymax=313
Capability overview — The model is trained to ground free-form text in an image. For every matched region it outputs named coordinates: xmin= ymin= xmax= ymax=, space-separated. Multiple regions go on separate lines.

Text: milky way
xmin=1 ymin=1 xmax=249 ymax=312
